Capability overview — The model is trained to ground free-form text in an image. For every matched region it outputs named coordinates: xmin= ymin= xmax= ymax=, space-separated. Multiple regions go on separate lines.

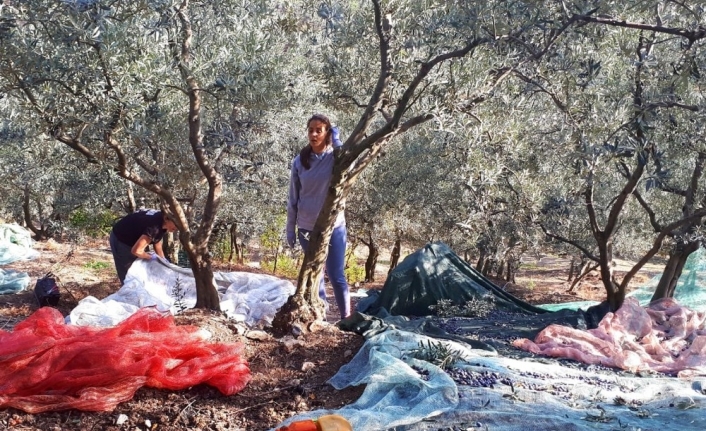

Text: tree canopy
xmin=1 ymin=0 xmax=706 ymax=326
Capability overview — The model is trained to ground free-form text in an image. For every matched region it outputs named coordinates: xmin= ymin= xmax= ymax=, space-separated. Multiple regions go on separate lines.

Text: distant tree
xmin=346 ymin=127 xmax=460 ymax=280
xmin=0 ymin=117 xmax=130 ymax=239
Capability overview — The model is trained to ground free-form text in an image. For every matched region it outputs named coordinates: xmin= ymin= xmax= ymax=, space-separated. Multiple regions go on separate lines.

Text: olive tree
xmin=0 ymin=114 xmax=129 ymax=239
xmin=0 ymin=0 xmax=312 ymax=309
xmin=523 ymin=5 xmax=706 ymax=311
xmin=271 ymin=0 xmax=591 ymax=333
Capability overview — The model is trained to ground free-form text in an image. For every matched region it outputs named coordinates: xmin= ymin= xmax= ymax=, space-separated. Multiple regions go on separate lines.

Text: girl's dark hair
xmin=299 ymin=114 xmax=333 ymax=170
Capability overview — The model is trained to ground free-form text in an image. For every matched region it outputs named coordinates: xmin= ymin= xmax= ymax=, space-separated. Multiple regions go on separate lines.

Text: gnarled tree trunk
xmin=163 ymin=232 xmax=180 ymax=264
xmin=22 ymin=185 xmax=51 ymax=241
xmin=365 ymin=239 xmax=379 ymax=282
xmin=388 ymin=238 xmax=401 ymax=276
xmin=228 ymin=223 xmax=241 ymax=264
xmin=184 ymin=244 xmax=221 ymax=310
xmin=596 ymin=236 xmax=624 ymax=311
xmin=651 ymin=241 xmax=700 ymax=301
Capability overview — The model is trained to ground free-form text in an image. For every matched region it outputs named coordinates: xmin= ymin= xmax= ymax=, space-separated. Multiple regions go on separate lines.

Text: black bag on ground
xmin=34 ymin=272 xmax=60 ymax=307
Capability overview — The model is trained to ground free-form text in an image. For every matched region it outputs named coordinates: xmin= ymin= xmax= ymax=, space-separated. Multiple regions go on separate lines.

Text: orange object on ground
xmin=0 ymin=307 xmax=250 ymax=413
xmin=276 ymin=414 xmax=353 ymax=431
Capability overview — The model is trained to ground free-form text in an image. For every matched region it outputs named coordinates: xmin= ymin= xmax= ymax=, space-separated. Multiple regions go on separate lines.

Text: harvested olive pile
xmin=445 ymin=369 xmax=511 ymax=388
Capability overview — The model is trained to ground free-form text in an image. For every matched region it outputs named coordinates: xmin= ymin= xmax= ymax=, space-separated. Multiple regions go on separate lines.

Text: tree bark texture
xmin=185 ymin=246 xmax=221 ymax=310
xmin=651 ymin=241 xmax=700 ymax=301
xmin=22 ymin=185 xmax=49 ymax=241
xmin=163 ymin=232 xmax=180 ymax=264
xmin=228 ymin=223 xmax=246 ymax=264
xmin=124 ymin=183 xmax=136 ymax=214
xmin=365 ymin=240 xmax=379 ymax=282
xmin=595 ymin=237 xmax=624 ymax=311
xmin=271 ymin=224 xmax=331 ymax=335
xmin=388 ymin=239 xmax=401 ymax=276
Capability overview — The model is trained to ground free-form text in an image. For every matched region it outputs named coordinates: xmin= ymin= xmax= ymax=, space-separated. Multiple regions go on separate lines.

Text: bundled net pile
xmin=0 ymin=307 xmax=250 ymax=413
xmin=514 ymin=297 xmax=706 ymax=376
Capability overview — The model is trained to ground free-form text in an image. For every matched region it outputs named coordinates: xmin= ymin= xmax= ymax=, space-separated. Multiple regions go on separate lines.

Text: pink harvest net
xmin=0 ymin=307 xmax=251 ymax=413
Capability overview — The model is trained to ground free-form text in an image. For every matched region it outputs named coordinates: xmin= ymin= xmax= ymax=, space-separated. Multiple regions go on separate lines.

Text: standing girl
xmin=286 ymin=114 xmax=351 ymax=319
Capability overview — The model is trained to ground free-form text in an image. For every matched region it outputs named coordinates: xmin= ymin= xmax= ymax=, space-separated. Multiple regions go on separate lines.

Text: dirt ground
xmin=0 ymin=239 xmax=663 ymax=431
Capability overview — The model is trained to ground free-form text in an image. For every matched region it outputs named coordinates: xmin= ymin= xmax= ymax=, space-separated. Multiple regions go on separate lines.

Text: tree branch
xmin=133 ymin=156 xmax=158 ymax=176
xmin=620 ymin=207 xmax=706 ymax=289
xmin=644 ymin=100 xmax=699 ymax=112
xmin=336 ymin=94 xmax=367 ymax=108
xmin=517 ymin=11 xmax=584 ymax=60
xmin=632 ymin=190 xmax=662 ymax=232
xmin=603 ymin=37 xmax=650 ymax=236
xmin=656 ymin=182 xmax=687 ymax=197
xmin=346 ymin=113 xmax=434 ymax=183
xmin=53 ymin=124 xmax=99 ymax=163
xmin=512 ymin=70 xmax=568 ymax=112
xmin=584 ymin=174 xmax=601 ymax=234
xmin=684 ymin=151 xmax=706 ymax=212
xmin=9 ymin=70 xmax=98 ymax=162
xmin=175 ymin=0 xmax=221 ymax=245
xmin=345 ymin=0 xmax=394 ymax=147
xmin=575 ymin=14 xmax=706 ymax=45
xmin=539 ymin=223 xmax=599 ymax=262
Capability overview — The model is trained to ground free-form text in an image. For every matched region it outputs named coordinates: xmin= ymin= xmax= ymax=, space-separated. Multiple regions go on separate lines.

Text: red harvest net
xmin=0 ymin=307 xmax=251 ymax=413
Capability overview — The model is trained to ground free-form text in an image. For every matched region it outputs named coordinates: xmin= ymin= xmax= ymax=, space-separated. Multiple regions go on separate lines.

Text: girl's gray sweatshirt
xmin=286 ymin=145 xmax=345 ymax=236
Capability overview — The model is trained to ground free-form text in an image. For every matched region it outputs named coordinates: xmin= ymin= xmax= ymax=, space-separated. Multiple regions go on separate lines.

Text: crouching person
xmin=109 ymin=209 xmax=178 ymax=284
